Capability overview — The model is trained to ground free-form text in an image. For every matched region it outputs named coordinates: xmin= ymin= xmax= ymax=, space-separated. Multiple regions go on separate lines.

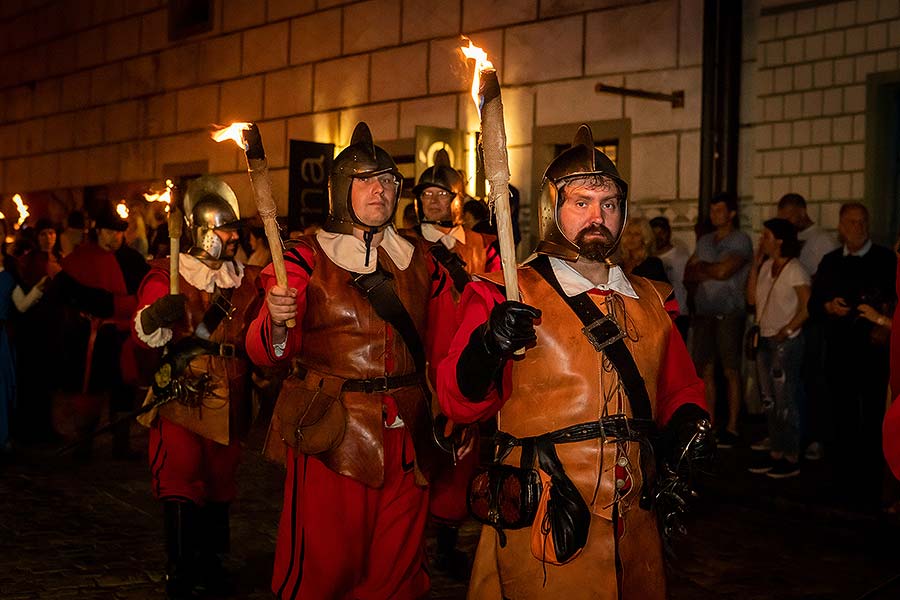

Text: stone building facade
xmin=0 ymin=0 xmax=897 ymax=251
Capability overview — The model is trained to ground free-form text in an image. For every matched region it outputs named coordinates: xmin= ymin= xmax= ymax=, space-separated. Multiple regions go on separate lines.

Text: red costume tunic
xmin=245 ymin=232 xmax=452 ymax=600
xmin=883 ymin=257 xmax=900 ymax=478
xmin=436 ymin=265 xmax=705 ymax=599
xmin=133 ymin=258 xmax=259 ymax=505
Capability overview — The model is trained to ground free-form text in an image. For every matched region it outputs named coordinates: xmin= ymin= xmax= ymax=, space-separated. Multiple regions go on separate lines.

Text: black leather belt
xmin=342 ymin=372 xmax=424 ymax=393
xmin=495 ymin=415 xmax=656 ymax=459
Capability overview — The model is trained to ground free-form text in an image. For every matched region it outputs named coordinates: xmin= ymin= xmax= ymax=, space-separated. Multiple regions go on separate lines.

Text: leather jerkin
xmin=265 ymin=236 xmax=441 ymax=488
xmin=468 ymin=266 xmax=672 ymax=600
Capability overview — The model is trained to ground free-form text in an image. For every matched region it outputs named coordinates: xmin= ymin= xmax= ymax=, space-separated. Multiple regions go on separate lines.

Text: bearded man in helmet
xmin=436 ymin=125 xmax=713 ymax=599
xmin=131 ymin=176 xmax=262 ymax=599
xmin=245 ymin=122 xmax=453 ymax=599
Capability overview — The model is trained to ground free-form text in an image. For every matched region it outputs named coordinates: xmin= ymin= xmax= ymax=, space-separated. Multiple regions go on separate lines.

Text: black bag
xmin=744 ymin=324 xmax=761 ymax=361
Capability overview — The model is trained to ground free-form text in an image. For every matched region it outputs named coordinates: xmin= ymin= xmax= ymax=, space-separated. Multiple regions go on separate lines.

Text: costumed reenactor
xmin=401 ymin=149 xmax=501 ymax=577
xmin=131 ymin=176 xmax=262 ymax=599
xmin=245 ymin=122 xmax=451 ymax=599
xmin=436 ymin=125 xmax=713 ymax=599
xmin=50 ymin=209 xmax=149 ymax=458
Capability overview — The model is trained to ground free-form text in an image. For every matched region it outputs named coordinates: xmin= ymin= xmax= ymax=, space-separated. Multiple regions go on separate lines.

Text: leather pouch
xmin=467 ymin=463 xmax=542 ymax=546
xmin=530 ymin=469 xmax=589 ymax=565
xmin=264 ymin=366 xmax=347 ymax=463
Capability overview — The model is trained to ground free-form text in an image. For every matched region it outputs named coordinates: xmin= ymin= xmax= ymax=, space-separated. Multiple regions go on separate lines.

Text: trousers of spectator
xmin=148 ymin=417 xmax=242 ymax=504
xmin=757 ymin=335 xmax=804 ymax=458
xmin=271 ymin=426 xmax=430 ymax=600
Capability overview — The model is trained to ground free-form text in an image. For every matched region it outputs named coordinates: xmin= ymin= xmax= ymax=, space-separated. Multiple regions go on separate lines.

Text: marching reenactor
xmin=132 ymin=176 xmax=262 ymax=599
xmin=436 ymin=125 xmax=714 ymax=599
xmin=245 ymin=122 xmax=452 ymax=599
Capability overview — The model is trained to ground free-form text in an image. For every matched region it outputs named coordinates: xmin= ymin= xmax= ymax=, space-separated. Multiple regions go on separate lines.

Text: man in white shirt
xmin=776 ymin=193 xmax=838 ymax=277
xmin=650 ymin=215 xmax=690 ymax=338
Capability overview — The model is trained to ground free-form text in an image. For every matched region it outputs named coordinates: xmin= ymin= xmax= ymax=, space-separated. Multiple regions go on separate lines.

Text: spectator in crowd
xmin=810 ymin=202 xmax=895 ymax=508
xmin=650 ymin=215 xmax=691 ymax=339
xmin=684 ymin=192 xmax=753 ymax=447
xmin=246 ymin=226 xmax=271 ymax=268
xmin=59 ymin=211 xmax=85 ymax=258
xmin=18 ymin=219 xmax=61 ymax=289
xmin=125 ymin=206 xmax=149 ymax=258
xmin=776 ymin=193 xmax=840 ymax=461
xmin=619 ymin=216 xmax=668 ymax=283
xmin=146 ymin=203 xmax=170 ymax=259
xmin=402 ymin=202 xmax=418 ymax=230
xmin=746 ymin=218 xmax=810 ymax=479
xmin=461 ymin=198 xmax=489 ymax=232
xmin=777 ymin=193 xmax=839 ymax=277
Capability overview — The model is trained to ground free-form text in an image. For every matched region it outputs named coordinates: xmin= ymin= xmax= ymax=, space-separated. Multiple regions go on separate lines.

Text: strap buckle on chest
xmin=581 ymin=313 xmax=626 ymax=352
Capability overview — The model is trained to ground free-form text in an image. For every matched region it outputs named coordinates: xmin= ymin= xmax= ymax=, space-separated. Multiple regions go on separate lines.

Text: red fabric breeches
xmin=148 ymin=417 xmax=242 ymax=504
xmin=271 ymin=426 xmax=430 ymax=600
xmin=429 ymin=436 xmax=479 ymax=524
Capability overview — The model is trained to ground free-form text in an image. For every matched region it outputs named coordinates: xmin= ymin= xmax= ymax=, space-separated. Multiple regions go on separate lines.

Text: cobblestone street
xmin=2 ymin=421 xmax=900 ymax=599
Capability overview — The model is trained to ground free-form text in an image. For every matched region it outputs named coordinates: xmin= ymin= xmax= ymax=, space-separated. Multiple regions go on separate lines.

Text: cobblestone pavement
xmin=2 ymin=422 xmax=900 ymax=599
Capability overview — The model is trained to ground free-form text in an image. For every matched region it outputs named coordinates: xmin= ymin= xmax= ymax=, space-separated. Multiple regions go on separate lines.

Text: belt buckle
xmin=606 ymin=414 xmax=629 ymax=439
xmin=367 ymin=376 xmax=389 ymax=393
xmin=582 ymin=314 xmax=626 ymax=352
xmin=219 ymin=343 xmax=236 ymax=358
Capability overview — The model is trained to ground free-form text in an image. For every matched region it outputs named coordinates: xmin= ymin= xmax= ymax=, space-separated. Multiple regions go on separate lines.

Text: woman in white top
xmin=746 ymin=218 xmax=811 ymax=479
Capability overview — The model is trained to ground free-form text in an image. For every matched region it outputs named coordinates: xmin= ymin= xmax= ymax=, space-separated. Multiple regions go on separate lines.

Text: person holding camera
xmin=810 ymin=203 xmax=896 ymax=508
xmin=746 ymin=219 xmax=810 ymax=479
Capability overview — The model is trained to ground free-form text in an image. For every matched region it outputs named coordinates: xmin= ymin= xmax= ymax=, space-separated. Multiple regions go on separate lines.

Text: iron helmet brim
xmin=183 ymin=175 xmax=242 ymax=264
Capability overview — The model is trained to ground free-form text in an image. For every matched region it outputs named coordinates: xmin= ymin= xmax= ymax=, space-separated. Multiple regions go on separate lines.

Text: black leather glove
xmin=53 ymin=271 xmax=114 ymax=318
xmin=140 ymin=294 xmax=187 ymax=334
xmin=662 ymin=403 xmax=715 ymax=476
xmin=484 ymin=300 xmax=541 ymax=357
xmin=456 ymin=301 xmax=541 ymax=401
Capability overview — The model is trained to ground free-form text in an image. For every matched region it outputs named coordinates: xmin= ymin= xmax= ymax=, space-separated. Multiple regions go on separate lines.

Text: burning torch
xmin=461 ymin=42 xmax=521 ymax=304
xmin=166 ymin=180 xmax=182 ymax=295
xmin=212 ymin=122 xmax=295 ymax=329
xmin=12 ymin=194 xmax=29 ymax=229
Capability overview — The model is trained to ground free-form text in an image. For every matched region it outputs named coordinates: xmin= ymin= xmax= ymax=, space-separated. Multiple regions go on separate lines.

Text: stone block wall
xmin=751 ymin=0 xmax=900 ymax=232
xmin=0 ymin=0 xmax=703 ymax=243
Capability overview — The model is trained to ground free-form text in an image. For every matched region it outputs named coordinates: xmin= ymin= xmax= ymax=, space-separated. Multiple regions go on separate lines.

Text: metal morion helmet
xmin=183 ymin=175 xmax=242 ymax=263
xmin=535 ymin=124 xmax=629 ymax=261
xmin=411 ymin=148 xmax=464 ymax=227
xmin=324 ymin=122 xmax=402 ymax=236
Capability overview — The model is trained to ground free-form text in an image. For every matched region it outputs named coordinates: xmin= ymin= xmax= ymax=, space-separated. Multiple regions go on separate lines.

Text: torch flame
xmin=116 ymin=200 xmax=129 ymax=220
xmin=0 ymin=211 xmax=4 ymax=220
xmin=211 ymin=122 xmax=252 ymax=150
xmin=461 ymin=40 xmax=494 ymax=112
xmin=144 ymin=179 xmax=174 ymax=212
xmin=12 ymin=194 xmax=29 ymax=228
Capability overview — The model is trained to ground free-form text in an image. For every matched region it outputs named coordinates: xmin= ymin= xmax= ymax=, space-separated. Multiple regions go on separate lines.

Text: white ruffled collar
xmin=315 ymin=226 xmax=413 ymax=273
xmin=179 ymin=253 xmax=244 ymax=292
xmin=420 ymin=223 xmax=466 ymax=249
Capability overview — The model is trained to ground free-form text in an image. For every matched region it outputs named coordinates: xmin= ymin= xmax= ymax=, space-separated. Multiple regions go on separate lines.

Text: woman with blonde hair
xmin=619 ymin=216 xmax=668 ymax=283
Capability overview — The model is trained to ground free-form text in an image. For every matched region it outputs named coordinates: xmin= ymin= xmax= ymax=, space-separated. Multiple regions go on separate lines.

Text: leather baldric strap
xmin=194 ymin=285 xmax=236 ymax=341
xmin=530 ymin=255 xmax=653 ymax=421
xmin=429 ymin=243 xmax=470 ymax=293
xmin=350 ymin=263 xmax=426 ymax=374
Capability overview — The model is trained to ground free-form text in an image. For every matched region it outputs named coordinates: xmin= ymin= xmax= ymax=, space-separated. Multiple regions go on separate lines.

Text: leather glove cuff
xmin=456 ymin=324 xmax=505 ymax=401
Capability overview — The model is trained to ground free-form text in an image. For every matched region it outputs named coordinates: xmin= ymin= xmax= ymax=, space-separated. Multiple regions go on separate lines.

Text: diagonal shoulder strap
xmin=194 ymin=285 xmax=235 ymax=341
xmin=350 ymin=262 xmax=426 ymax=374
xmin=530 ymin=255 xmax=652 ymax=420
xmin=429 ymin=243 xmax=470 ymax=293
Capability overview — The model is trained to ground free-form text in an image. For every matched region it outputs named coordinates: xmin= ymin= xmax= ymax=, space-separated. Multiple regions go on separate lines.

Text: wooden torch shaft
xmin=478 ymin=69 xmax=519 ymax=304
xmin=169 ymin=238 xmax=180 ymax=294
xmin=247 ymin=156 xmax=296 ymax=328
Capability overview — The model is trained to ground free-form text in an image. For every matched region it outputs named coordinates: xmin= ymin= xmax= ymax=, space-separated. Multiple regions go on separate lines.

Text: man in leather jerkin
xmin=436 ymin=125 xmax=711 ymax=599
xmin=132 ymin=176 xmax=261 ymax=599
xmin=245 ymin=122 xmax=452 ymax=599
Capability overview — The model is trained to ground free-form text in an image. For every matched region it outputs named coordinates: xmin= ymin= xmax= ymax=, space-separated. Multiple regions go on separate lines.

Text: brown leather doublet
xmin=469 ymin=265 xmax=672 ymax=599
xmin=289 ymin=235 xmax=440 ymax=488
xmin=150 ymin=259 xmax=261 ymax=446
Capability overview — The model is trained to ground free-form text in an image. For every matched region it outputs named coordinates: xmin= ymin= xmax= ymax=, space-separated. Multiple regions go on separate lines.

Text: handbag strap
xmin=530 ymin=255 xmax=652 ymax=421
xmin=756 ymin=258 xmax=790 ymax=325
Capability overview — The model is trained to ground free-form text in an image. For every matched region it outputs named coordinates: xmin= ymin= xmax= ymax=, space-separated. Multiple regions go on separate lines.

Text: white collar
xmin=179 ymin=254 xmax=244 ymax=292
xmin=843 ymin=239 xmax=872 ymax=257
xmin=316 ymin=226 xmax=413 ymax=274
xmin=548 ymin=256 xmax=639 ymax=298
xmin=420 ymin=223 xmax=466 ymax=249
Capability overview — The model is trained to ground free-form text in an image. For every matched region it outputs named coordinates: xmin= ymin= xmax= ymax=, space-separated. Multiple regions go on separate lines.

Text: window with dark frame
xmin=168 ymin=0 xmax=214 ymax=42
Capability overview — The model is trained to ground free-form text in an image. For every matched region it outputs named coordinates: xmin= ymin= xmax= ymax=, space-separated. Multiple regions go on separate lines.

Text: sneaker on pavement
xmin=747 ymin=454 xmax=775 ymax=474
xmin=750 ymin=437 xmax=771 ymax=451
xmin=766 ymin=459 xmax=800 ymax=479
xmin=804 ymin=442 xmax=824 ymax=461
xmin=716 ymin=430 xmax=740 ymax=449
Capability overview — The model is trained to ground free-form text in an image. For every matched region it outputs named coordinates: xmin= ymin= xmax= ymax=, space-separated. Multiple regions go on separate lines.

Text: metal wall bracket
xmin=595 ymin=83 xmax=685 ymax=108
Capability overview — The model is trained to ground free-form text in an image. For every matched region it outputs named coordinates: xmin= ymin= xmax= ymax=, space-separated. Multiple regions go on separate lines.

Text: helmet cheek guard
xmin=535 ymin=124 xmax=629 ymax=262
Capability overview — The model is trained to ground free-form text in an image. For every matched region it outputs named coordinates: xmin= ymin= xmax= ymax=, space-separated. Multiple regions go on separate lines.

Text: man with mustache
xmin=131 ymin=176 xmax=262 ymax=599
xmin=436 ymin=125 xmax=712 ymax=599
xmin=246 ymin=122 xmax=451 ymax=599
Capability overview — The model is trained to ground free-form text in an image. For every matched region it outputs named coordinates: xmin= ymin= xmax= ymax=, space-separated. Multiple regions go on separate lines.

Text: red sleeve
xmin=484 ymin=239 xmax=501 ymax=273
xmin=245 ymin=244 xmax=314 ymax=368
xmin=131 ymin=268 xmax=170 ymax=348
xmin=655 ymin=326 xmax=706 ymax=426
xmin=436 ymin=280 xmax=510 ymax=424
xmin=884 ymin=396 xmax=900 ymax=479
